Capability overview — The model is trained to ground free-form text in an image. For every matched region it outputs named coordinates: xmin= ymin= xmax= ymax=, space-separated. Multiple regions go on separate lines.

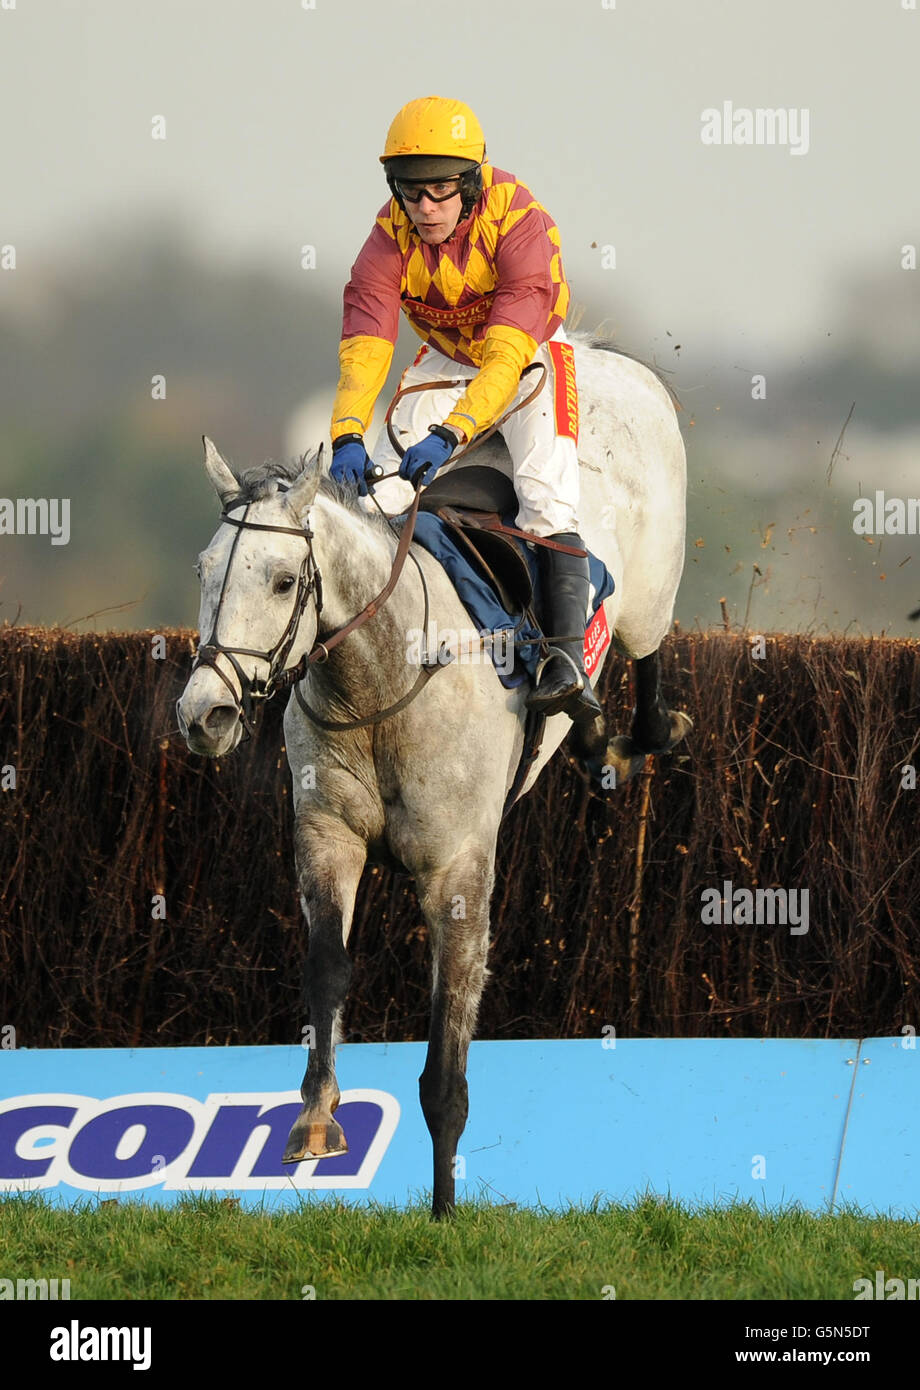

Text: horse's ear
xmin=202 ymin=436 xmax=239 ymax=507
xmin=285 ymin=445 xmax=324 ymax=518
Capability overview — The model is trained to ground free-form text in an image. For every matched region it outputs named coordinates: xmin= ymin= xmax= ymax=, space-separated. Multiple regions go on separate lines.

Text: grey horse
xmin=176 ymin=336 xmax=690 ymax=1218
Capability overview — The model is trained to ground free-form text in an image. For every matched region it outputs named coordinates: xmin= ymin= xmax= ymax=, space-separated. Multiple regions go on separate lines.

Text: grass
xmin=1 ymin=1194 xmax=917 ymax=1300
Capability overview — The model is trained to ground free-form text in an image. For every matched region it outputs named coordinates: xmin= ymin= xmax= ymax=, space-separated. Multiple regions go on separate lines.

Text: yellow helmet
xmin=380 ymin=95 xmax=486 ymax=177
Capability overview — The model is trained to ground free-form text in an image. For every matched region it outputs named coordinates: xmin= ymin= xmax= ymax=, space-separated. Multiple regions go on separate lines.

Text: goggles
xmin=394 ymin=177 xmax=464 ymax=204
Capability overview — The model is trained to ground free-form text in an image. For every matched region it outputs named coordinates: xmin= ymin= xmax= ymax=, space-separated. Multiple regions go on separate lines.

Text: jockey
xmin=329 ymin=94 xmax=602 ymax=728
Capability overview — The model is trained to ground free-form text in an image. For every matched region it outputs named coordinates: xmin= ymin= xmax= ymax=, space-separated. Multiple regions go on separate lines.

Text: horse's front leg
xmin=416 ymin=845 xmax=496 ymax=1220
xmin=283 ymin=824 xmax=366 ymax=1163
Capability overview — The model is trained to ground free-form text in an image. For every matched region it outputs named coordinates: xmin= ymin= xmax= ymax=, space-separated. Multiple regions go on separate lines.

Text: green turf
xmin=1 ymin=1194 xmax=916 ymax=1300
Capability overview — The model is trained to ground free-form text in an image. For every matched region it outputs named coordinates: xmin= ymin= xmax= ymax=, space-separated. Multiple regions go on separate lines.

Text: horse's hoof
xmin=644 ymin=709 xmax=693 ymax=755
xmin=584 ymin=736 xmax=648 ymax=788
xmin=584 ymin=710 xmax=692 ymax=787
xmin=283 ymin=1117 xmax=348 ymax=1163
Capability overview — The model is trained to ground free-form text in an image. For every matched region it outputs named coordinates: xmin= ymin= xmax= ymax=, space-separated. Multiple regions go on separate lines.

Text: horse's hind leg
xmin=283 ymin=829 xmax=365 ymax=1164
xmin=416 ymin=845 xmax=495 ymax=1220
xmin=631 ymin=650 xmax=687 ymax=752
xmin=583 ymin=649 xmax=692 ymax=785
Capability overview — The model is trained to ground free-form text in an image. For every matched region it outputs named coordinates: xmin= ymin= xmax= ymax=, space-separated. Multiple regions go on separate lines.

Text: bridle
xmin=186 ymin=470 xmax=435 ymax=740
xmin=188 ymin=484 xmax=324 ymax=741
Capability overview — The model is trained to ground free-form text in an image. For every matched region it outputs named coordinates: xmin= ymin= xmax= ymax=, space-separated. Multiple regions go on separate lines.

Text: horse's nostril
xmin=202 ymin=705 xmax=238 ymax=737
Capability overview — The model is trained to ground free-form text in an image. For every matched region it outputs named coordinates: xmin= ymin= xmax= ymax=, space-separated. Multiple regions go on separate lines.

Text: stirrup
xmin=534 ymin=647 xmax=584 ymax=692
xmin=526 ymin=647 xmax=585 ymax=714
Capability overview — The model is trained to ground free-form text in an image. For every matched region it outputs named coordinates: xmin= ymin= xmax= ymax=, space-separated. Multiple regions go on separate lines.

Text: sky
xmin=2 ymin=0 xmax=917 ymax=358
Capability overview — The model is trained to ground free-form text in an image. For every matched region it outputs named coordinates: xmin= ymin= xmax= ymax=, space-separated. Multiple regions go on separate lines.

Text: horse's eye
xmin=275 ymin=574 xmax=296 ymax=595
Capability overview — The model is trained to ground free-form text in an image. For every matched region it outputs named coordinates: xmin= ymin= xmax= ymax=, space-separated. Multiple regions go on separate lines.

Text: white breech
xmin=366 ymin=325 xmax=581 ymax=538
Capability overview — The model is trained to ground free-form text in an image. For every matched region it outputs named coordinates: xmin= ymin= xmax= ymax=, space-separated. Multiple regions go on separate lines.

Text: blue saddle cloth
xmin=408 ymin=511 xmax=615 ymax=690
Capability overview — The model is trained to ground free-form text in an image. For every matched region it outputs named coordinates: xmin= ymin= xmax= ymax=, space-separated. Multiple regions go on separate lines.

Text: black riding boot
xmin=525 ymin=533 xmax=605 ymax=726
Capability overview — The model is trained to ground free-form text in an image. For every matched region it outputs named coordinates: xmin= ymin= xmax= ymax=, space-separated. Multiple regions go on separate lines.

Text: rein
xmin=384 ymin=361 xmax=546 ymax=462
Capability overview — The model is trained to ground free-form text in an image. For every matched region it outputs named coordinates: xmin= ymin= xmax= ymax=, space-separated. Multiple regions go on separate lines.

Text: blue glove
xmin=330 ymin=437 xmax=371 ymax=496
xmin=398 ymin=427 xmax=456 ymax=489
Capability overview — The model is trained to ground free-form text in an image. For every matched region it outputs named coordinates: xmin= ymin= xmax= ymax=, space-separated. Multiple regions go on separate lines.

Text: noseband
xmin=189 ymin=488 xmax=324 ymax=740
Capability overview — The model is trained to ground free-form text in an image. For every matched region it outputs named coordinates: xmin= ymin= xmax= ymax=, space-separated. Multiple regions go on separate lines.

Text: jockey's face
xmin=404 ymin=187 xmax=463 ymax=245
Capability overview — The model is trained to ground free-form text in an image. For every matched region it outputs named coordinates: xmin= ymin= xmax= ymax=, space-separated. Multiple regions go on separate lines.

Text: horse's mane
xmin=226 ymin=456 xmax=396 ymax=534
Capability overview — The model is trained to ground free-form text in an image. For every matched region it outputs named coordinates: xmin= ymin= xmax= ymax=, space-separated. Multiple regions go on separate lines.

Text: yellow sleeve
xmin=444 ymin=324 xmax=537 ymax=440
xmin=330 ymin=335 xmax=395 ymax=443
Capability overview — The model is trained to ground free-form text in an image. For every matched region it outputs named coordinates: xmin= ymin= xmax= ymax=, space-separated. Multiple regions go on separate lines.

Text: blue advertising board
xmin=0 ymin=1039 xmax=916 ymax=1213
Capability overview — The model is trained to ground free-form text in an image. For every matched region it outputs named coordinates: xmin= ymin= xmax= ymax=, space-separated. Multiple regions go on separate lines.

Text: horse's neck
xmin=311 ymin=494 xmax=411 ymax=656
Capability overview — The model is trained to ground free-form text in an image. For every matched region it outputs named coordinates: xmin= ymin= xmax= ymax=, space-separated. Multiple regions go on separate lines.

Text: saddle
xmin=418 ymin=466 xmax=530 ymax=613
xmin=418 ymin=465 xmax=584 ymax=615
